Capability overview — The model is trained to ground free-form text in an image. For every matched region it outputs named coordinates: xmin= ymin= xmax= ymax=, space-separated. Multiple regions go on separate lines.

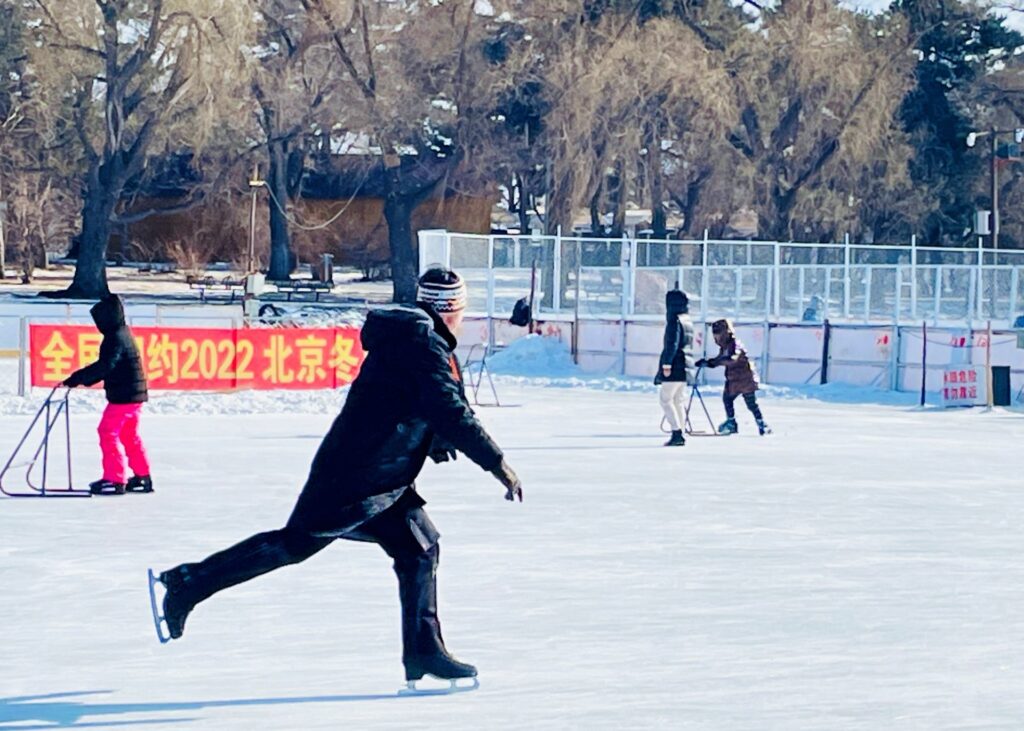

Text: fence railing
xmin=418 ymin=230 xmax=1024 ymax=325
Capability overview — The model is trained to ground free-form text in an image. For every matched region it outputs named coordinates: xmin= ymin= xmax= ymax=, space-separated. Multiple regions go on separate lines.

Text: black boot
xmin=158 ymin=566 xmax=197 ymax=640
xmin=89 ymin=479 xmax=125 ymax=495
xmin=664 ymin=430 xmax=685 ymax=447
xmin=756 ymin=418 xmax=772 ymax=436
xmin=397 ymin=544 xmax=477 ymax=682
xmin=126 ymin=475 xmax=153 ymax=493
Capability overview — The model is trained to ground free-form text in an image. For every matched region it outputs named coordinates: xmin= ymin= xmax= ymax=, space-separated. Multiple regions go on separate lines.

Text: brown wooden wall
xmin=122 ymin=191 xmax=494 ymax=272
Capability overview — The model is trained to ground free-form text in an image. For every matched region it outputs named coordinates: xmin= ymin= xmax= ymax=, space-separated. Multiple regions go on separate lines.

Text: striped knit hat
xmin=417 ymin=267 xmax=467 ymax=313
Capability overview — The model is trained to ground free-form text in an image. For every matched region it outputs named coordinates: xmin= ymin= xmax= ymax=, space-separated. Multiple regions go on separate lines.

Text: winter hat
xmin=711 ymin=318 xmax=734 ymax=336
xmin=417 ymin=267 xmax=467 ymax=313
xmin=666 ymin=289 xmax=688 ymax=315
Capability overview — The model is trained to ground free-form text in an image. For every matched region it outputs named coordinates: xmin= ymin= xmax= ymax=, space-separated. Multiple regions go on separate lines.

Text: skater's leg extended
xmin=742 ymin=392 xmax=763 ymax=421
xmin=159 ymin=527 xmax=332 ymax=639
xmin=743 ymin=392 xmax=771 ymax=434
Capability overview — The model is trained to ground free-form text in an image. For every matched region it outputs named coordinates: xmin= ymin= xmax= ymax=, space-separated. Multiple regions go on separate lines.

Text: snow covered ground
xmin=2 ymin=381 xmax=1023 ymax=729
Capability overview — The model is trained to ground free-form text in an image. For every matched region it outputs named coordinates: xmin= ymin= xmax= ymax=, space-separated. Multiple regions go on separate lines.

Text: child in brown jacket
xmin=697 ymin=319 xmax=771 ymax=435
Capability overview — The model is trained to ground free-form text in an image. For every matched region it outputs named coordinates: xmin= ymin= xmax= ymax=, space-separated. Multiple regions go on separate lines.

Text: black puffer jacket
xmin=287 ymin=305 xmax=504 ymax=536
xmin=657 ymin=290 xmax=695 ymax=383
xmin=66 ymin=294 xmax=148 ymax=404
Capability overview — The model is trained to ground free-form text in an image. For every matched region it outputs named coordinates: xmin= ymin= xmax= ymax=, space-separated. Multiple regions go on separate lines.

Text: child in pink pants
xmin=64 ymin=294 xmax=152 ymax=496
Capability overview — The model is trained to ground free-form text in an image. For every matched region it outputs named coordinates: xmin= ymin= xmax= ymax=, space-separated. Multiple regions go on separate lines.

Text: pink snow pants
xmin=98 ymin=403 xmax=150 ymax=484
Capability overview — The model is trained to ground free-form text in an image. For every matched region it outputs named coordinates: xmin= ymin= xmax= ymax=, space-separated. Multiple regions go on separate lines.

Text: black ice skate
xmin=756 ymin=419 xmax=772 ymax=436
xmin=664 ymin=430 xmax=685 ymax=447
xmin=89 ymin=479 xmax=125 ymax=495
xmin=717 ymin=418 xmax=738 ymax=435
xmin=126 ymin=475 xmax=153 ymax=493
xmin=147 ymin=567 xmax=195 ymax=643
xmin=400 ymin=651 xmax=479 ymax=695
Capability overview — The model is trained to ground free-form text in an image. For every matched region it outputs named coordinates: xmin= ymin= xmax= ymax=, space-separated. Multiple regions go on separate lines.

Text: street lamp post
xmin=991 ymin=129 xmax=999 ymax=250
xmin=967 ymin=127 xmax=1024 ymax=251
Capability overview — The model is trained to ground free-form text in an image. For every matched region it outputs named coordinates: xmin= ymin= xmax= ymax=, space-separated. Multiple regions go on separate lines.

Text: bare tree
xmin=25 ymin=0 xmax=249 ymax=298
xmin=725 ymin=0 xmax=916 ymax=241
xmin=244 ymin=0 xmax=339 ymax=280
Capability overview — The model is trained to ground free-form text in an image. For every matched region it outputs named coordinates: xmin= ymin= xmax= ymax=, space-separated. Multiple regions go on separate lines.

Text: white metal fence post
xmin=843 ymin=236 xmax=851 ymax=318
xmin=976 ymin=237 xmax=984 ymax=321
xmin=553 ymin=226 xmax=562 ymax=312
xmin=773 ymin=242 xmax=781 ymax=318
xmin=701 ymin=229 xmax=710 ymax=322
xmin=910 ymin=234 xmax=918 ymax=321
xmin=18 ymin=315 xmax=27 ymax=397
xmin=623 ymin=234 xmax=633 ymax=317
xmin=486 ymin=234 xmax=495 ymax=321
xmin=1010 ymin=266 xmax=1019 ymax=323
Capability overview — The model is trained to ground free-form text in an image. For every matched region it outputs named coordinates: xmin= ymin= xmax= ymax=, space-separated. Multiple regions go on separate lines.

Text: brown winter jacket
xmin=706 ymin=334 xmax=759 ymax=397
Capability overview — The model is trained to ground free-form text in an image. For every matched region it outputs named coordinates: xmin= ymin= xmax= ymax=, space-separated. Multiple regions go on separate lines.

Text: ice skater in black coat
xmin=654 ymin=289 xmax=695 ymax=446
xmin=153 ymin=267 xmax=523 ymax=686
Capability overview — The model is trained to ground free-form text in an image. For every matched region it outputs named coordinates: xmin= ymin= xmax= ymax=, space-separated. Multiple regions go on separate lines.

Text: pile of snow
xmin=485 ymin=335 xmax=580 ymax=377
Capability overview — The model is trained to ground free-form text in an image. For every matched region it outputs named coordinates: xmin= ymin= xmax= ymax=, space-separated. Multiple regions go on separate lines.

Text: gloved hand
xmin=491 ymin=459 xmax=523 ymax=503
xmin=430 ymin=446 xmax=457 ymax=463
xmin=653 ymin=372 xmax=663 ymax=385
xmin=695 ymin=358 xmax=707 ymax=368
xmin=63 ymin=372 xmax=82 ymax=388
xmin=428 ymin=437 xmax=457 ymax=463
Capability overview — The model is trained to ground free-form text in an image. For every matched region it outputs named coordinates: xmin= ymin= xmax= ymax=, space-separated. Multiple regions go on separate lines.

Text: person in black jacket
xmin=654 ymin=289 xmax=695 ymax=446
xmin=63 ymin=294 xmax=152 ymax=495
xmin=152 ymin=267 xmax=523 ymax=687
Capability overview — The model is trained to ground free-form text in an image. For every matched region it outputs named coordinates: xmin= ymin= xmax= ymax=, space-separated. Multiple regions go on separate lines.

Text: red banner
xmin=30 ymin=325 xmax=365 ymax=390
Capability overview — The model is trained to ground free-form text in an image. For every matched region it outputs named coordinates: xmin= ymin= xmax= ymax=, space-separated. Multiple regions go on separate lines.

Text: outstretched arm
xmin=64 ymin=337 xmax=122 ymax=387
xmin=413 ymin=344 xmax=523 ymax=501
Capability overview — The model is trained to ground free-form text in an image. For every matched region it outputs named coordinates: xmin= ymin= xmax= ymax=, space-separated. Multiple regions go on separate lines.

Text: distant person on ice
xmin=654 ymin=288 xmax=695 ymax=446
xmin=63 ymin=293 xmax=152 ymax=495
xmin=152 ymin=267 xmax=523 ymax=687
xmin=697 ymin=319 xmax=771 ymax=436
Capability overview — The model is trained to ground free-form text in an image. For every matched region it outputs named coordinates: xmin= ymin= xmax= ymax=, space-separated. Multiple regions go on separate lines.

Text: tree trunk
xmin=589 ymin=185 xmax=602 ymax=234
xmin=647 ymin=123 xmax=667 ymax=239
xmin=609 ymin=159 xmax=627 ymax=239
xmin=515 ymin=173 xmax=531 ymax=234
xmin=266 ymin=139 xmax=294 ymax=280
xmin=382 ymin=170 xmax=417 ymax=301
xmin=42 ymin=170 xmax=113 ymax=299
xmin=768 ymin=186 xmax=797 ymax=241
xmin=384 ymin=190 xmax=417 ymax=304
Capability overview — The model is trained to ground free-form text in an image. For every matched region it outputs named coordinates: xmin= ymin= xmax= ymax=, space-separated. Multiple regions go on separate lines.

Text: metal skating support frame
xmin=684 ymin=366 xmax=724 ymax=437
xmin=0 ymin=386 xmax=88 ymax=498
xmin=463 ymin=344 xmax=501 ymax=407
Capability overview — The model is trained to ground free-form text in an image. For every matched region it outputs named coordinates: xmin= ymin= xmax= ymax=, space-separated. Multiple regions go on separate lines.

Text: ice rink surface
xmin=1 ymin=384 xmax=1022 ymax=730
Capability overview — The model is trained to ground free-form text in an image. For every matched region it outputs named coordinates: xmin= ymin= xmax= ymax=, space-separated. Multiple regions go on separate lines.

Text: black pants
xmin=173 ymin=492 xmax=446 ymax=661
xmin=723 ymin=392 xmax=763 ymax=420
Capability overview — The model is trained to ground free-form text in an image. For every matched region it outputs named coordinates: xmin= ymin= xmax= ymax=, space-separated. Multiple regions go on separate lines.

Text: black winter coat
xmin=287 ymin=305 xmax=504 ymax=536
xmin=66 ymin=295 xmax=148 ymax=404
xmin=657 ymin=314 xmax=695 ymax=383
